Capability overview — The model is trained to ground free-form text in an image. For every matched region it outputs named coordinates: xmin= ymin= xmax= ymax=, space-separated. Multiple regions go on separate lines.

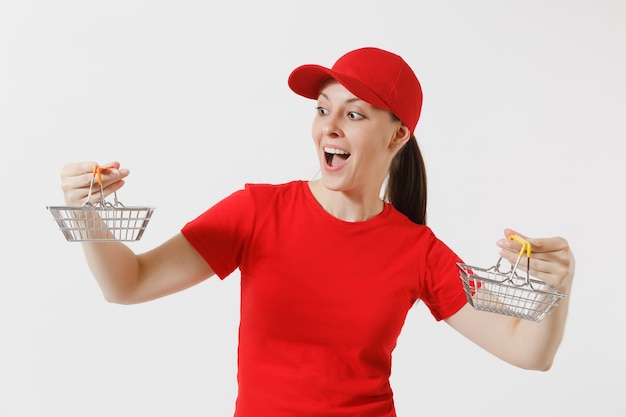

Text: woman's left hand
xmin=496 ymin=228 xmax=575 ymax=292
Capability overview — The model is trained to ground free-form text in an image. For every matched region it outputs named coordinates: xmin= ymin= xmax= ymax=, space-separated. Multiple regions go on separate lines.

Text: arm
xmin=61 ymin=162 xmax=215 ymax=304
xmin=445 ymin=228 xmax=574 ymax=371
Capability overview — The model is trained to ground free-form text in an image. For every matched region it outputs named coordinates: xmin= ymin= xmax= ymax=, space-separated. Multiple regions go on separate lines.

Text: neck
xmin=307 ymin=180 xmax=384 ymax=222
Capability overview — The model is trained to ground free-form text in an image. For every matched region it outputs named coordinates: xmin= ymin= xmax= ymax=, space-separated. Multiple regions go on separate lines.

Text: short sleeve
xmin=181 ymin=187 xmax=254 ymax=279
xmin=421 ymin=237 xmax=468 ymax=321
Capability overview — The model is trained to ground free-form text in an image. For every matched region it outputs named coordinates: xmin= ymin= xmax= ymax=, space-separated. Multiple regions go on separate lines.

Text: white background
xmin=1 ymin=1 xmax=625 ymax=416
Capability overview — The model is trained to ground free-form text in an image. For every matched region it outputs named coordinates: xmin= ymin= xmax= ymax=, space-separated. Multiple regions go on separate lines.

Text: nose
xmin=321 ymin=113 xmax=343 ymax=138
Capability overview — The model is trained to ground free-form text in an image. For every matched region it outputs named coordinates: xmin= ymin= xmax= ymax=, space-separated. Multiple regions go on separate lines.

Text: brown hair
xmin=384 ymin=135 xmax=427 ymax=225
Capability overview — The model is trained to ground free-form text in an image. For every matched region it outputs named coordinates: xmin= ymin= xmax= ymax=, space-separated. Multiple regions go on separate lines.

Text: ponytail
xmin=384 ymin=136 xmax=427 ymax=225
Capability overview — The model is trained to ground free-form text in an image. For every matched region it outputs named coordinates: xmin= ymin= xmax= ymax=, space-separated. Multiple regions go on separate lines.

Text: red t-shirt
xmin=181 ymin=180 xmax=467 ymax=416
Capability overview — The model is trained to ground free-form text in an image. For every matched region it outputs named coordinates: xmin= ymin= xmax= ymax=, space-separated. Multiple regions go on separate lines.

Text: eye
xmin=347 ymin=111 xmax=364 ymax=120
xmin=315 ymin=106 xmax=329 ymax=116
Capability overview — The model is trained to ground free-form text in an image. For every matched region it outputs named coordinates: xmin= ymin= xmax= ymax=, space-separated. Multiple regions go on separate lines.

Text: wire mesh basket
xmin=47 ymin=165 xmax=154 ymax=242
xmin=457 ymin=235 xmax=565 ymax=322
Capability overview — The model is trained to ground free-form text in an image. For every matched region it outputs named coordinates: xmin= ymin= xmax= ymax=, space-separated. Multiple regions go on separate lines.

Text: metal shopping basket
xmin=457 ymin=235 xmax=565 ymax=322
xmin=47 ymin=164 xmax=154 ymax=242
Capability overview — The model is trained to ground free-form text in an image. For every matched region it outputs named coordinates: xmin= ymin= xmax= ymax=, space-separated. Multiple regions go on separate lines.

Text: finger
xmin=98 ymin=162 xmax=122 ymax=172
xmin=60 ymin=161 xmax=128 ymax=205
xmin=497 ymin=231 xmax=525 ymax=254
xmin=527 ymin=236 xmax=570 ymax=255
xmin=61 ymin=170 xmax=97 ymax=194
xmin=60 ymin=161 xmax=99 ymax=177
xmin=498 ymin=248 xmax=550 ymax=282
xmin=92 ymin=166 xmax=130 ymax=188
xmin=503 ymin=228 xmax=526 ymax=240
xmin=498 ymin=236 xmax=572 ymax=288
xmin=63 ymin=179 xmax=127 ymax=205
xmin=500 ymin=229 xmax=569 ymax=255
xmin=60 ymin=161 xmax=122 ymax=178
xmin=86 ymin=179 xmax=127 ymax=201
xmin=61 ymin=163 xmax=128 ymax=189
xmin=517 ymin=256 xmax=570 ymax=287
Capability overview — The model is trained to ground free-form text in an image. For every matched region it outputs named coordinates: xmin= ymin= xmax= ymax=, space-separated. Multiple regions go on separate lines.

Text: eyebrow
xmin=318 ymin=92 xmax=362 ymax=104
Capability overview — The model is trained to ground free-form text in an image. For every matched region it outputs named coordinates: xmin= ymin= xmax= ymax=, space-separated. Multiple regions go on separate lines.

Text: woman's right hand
xmin=60 ymin=161 xmax=129 ymax=206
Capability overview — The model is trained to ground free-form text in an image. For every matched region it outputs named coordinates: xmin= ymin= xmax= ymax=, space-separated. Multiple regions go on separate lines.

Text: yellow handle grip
xmin=508 ymin=234 xmax=531 ymax=258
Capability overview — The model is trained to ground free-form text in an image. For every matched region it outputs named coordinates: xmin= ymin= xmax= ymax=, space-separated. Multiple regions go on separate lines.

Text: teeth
xmin=323 ymin=147 xmax=350 ymax=155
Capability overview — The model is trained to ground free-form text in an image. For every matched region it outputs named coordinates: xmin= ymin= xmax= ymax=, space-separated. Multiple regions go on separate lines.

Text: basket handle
xmin=85 ymin=164 xmax=116 ymax=206
xmin=506 ymin=234 xmax=532 ymax=287
xmin=493 ymin=234 xmax=532 ymax=286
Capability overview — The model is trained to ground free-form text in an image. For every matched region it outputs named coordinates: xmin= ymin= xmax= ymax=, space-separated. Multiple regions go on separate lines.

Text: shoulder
xmin=386 ymin=204 xmax=434 ymax=237
xmin=242 ymin=180 xmax=308 ymax=203
xmin=243 ymin=180 xmax=305 ymax=193
xmin=385 ymin=210 xmax=460 ymax=260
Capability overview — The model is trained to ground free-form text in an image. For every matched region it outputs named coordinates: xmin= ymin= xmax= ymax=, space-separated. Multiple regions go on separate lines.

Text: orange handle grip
xmin=91 ymin=164 xmax=115 ymax=185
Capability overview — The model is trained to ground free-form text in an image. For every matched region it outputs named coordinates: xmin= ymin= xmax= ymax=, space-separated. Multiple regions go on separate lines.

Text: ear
xmin=389 ymin=123 xmax=411 ymax=151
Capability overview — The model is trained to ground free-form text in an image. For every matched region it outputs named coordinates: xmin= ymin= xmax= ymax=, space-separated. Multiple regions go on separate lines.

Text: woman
xmin=59 ymin=47 xmax=574 ymax=416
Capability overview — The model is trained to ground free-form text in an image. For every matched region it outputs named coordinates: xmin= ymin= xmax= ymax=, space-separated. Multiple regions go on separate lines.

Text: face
xmin=312 ymin=80 xmax=409 ymax=197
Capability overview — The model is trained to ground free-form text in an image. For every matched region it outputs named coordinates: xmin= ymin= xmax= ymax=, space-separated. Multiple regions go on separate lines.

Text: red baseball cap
xmin=288 ymin=47 xmax=423 ymax=135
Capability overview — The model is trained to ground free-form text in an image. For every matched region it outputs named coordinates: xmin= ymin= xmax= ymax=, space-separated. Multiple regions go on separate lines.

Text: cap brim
xmin=288 ymin=64 xmax=391 ymax=112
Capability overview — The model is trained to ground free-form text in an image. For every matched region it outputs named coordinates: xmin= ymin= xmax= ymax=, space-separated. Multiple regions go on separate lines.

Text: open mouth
xmin=324 ymin=146 xmax=351 ymax=167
